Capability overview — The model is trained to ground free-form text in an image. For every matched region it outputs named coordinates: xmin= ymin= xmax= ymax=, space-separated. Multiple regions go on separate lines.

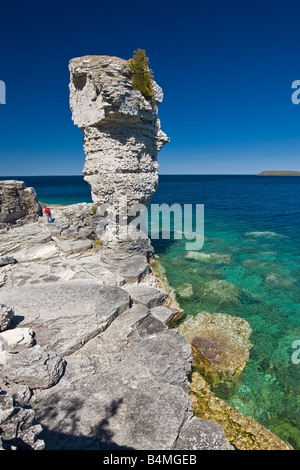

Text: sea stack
xmin=69 ymin=55 xmax=169 ymax=259
xmin=69 ymin=55 xmax=169 ymax=206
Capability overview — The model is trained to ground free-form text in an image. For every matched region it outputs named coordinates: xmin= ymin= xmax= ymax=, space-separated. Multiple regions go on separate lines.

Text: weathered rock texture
xmin=0 ymin=304 xmax=14 ymax=332
xmin=0 ymin=345 xmax=66 ymax=390
xmin=0 ymin=327 xmax=35 ymax=353
xmin=0 ymin=380 xmax=45 ymax=450
xmin=178 ymin=312 xmax=252 ymax=394
xmin=0 ymin=197 xmax=292 ymax=450
xmin=0 ymin=204 xmax=233 ymax=450
xmin=0 ymin=180 xmax=42 ymax=225
xmin=69 ymin=55 xmax=169 ymax=263
xmin=69 ymin=55 xmax=169 ymax=209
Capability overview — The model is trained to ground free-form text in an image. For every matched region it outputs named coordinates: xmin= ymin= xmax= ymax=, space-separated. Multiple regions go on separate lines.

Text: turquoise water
xmin=2 ymin=174 xmax=299 ymax=448
xmin=150 ymin=175 xmax=300 ymax=449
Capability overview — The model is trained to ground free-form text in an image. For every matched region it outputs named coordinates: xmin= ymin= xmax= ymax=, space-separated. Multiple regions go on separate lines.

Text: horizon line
xmin=0 ymin=173 xmax=261 ymax=177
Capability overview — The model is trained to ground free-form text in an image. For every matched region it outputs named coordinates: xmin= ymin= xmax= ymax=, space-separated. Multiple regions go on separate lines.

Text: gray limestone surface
xmin=0 ymin=205 xmax=233 ymax=450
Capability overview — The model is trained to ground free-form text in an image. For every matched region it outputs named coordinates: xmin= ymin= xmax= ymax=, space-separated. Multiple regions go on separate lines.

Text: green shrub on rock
xmin=129 ymin=49 xmax=155 ymax=105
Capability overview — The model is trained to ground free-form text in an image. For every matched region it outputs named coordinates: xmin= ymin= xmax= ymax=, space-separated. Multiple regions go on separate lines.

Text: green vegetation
xmin=91 ymin=204 xmax=98 ymax=215
xmin=129 ymin=49 xmax=155 ymax=105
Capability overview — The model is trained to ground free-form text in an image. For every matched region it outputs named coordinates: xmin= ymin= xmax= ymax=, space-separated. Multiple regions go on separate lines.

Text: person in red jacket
xmin=44 ymin=207 xmax=53 ymax=223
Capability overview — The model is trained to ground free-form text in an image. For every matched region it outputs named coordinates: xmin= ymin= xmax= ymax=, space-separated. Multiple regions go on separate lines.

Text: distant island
xmin=258 ymin=171 xmax=300 ymax=176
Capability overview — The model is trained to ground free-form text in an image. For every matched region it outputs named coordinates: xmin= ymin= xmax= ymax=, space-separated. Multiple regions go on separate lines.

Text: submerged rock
xmin=245 ymin=231 xmax=286 ymax=239
xmin=185 ymin=251 xmax=232 ymax=265
xmin=264 ymin=272 xmax=297 ymax=290
xmin=199 ymin=279 xmax=241 ymax=306
xmin=176 ymin=283 xmax=194 ymax=300
xmin=178 ymin=312 xmax=252 ymax=393
xmin=190 ymin=371 xmax=293 ymax=450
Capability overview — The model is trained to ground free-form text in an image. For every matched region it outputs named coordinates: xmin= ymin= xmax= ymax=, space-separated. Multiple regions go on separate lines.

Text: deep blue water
xmin=2 ymin=174 xmax=299 ymax=239
xmin=0 ymin=175 xmax=93 ymax=205
xmin=1 ymin=174 xmax=300 ymax=448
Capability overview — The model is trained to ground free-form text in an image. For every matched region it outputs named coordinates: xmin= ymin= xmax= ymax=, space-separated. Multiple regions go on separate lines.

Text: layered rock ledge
xmin=0 ymin=198 xmax=293 ymax=450
xmin=0 ymin=203 xmax=233 ymax=450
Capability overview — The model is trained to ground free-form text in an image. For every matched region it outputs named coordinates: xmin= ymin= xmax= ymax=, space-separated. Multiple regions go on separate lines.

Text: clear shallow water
xmin=151 ymin=175 xmax=300 ymax=449
xmin=1 ymin=174 xmax=299 ymax=448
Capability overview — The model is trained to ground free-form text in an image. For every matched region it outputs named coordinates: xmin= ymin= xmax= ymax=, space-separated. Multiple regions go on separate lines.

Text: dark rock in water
xmin=191 ymin=332 xmax=250 ymax=390
xmin=0 ymin=180 xmax=42 ymax=224
xmin=178 ymin=312 xmax=252 ymax=393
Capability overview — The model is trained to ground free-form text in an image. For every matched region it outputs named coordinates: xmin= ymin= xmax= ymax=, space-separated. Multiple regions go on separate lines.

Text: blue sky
xmin=0 ymin=0 xmax=300 ymax=175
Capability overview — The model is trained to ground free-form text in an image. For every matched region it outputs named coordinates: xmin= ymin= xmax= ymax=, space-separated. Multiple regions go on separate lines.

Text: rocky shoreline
xmin=0 ymin=189 xmax=294 ymax=450
xmin=150 ymin=256 xmax=293 ymax=450
xmin=0 ymin=54 xmax=293 ymax=450
xmin=0 ymin=196 xmax=235 ymax=450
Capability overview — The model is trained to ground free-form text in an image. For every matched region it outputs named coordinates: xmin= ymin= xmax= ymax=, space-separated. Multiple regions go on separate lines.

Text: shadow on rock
xmin=36 ymin=395 xmax=135 ymax=450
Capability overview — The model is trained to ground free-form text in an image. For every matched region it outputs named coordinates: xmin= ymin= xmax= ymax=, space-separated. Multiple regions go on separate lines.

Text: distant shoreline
xmin=258 ymin=171 xmax=300 ymax=176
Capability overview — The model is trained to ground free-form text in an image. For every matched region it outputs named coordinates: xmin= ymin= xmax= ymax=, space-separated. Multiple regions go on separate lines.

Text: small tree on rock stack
xmin=129 ymin=49 xmax=155 ymax=105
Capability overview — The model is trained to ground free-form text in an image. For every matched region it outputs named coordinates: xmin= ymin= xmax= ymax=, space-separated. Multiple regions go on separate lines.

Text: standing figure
xmin=44 ymin=207 xmax=53 ymax=223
